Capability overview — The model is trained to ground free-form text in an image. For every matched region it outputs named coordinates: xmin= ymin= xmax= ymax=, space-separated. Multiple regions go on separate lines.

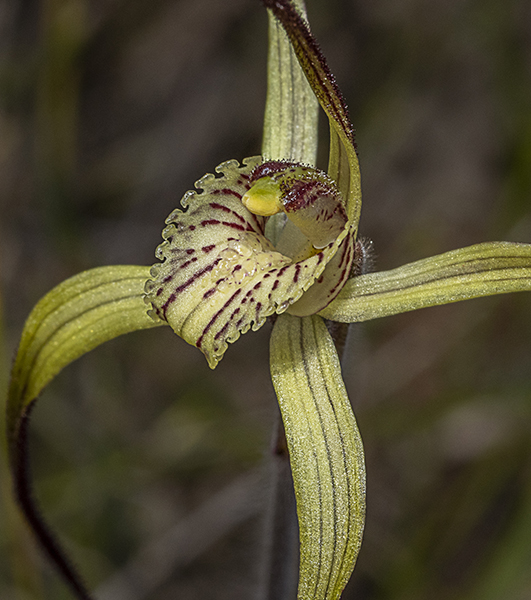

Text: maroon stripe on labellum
xmin=214 ymin=321 xmax=230 ymax=341
xmin=293 ymin=264 xmax=301 ymax=283
xmin=199 ymin=218 xmax=246 ymax=232
xmin=272 ymin=279 xmax=280 ymax=291
xmin=210 ymin=189 xmax=243 ymax=200
xmin=196 ymin=288 xmax=242 ymax=348
xmin=209 ymin=202 xmax=246 ymax=223
xmin=214 ymin=307 xmax=241 ymax=341
xmin=179 ymin=257 xmax=198 ymax=270
xmin=202 ymin=245 xmax=216 ymax=253
xmin=224 ymin=222 xmax=246 ymax=231
xmin=161 ymin=258 xmax=222 ymax=317
xmin=209 ymin=188 xmax=264 ymax=233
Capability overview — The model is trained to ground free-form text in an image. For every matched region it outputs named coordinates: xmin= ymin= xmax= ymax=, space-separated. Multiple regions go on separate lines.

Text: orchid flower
xmin=6 ymin=1 xmax=531 ymax=600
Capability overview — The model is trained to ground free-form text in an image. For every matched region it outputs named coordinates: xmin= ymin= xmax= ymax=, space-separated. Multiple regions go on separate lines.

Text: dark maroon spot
xmin=278 ymin=266 xmax=289 ymax=277
xmin=189 ymin=225 xmax=196 ymax=231
xmin=186 ymin=249 xmax=195 ymax=255
xmin=272 ymin=280 xmax=280 ymax=291
xmin=203 ymin=288 xmax=216 ymax=300
xmin=253 ymin=282 xmax=262 ymax=290
xmin=250 ymin=160 xmax=298 ymax=183
xmin=202 ymin=245 xmax=216 ymax=253
xmin=294 ymin=264 xmax=301 ymax=283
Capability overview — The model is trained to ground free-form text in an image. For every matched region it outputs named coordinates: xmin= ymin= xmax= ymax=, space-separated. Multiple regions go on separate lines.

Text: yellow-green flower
xmin=6 ymin=1 xmax=531 ymax=600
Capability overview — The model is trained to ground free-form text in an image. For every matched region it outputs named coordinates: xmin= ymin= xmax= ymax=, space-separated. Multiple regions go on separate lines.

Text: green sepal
xmin=319 ymin=242 xmax=531 ymax=323
xmin=270 ymin=314 xmax=366 ymax=600
xmin=262 ymin=1 xmax=318 ymax=166
xmin=7 ymin=265 xmax=164 ymax=451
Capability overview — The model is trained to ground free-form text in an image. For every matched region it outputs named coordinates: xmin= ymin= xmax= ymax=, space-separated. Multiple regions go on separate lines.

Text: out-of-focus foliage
xmin=1 ymin=0 xmax=531 ymax=599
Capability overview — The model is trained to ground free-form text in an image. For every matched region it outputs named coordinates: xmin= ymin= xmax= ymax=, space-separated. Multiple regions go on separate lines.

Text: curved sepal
xmin=270 ymin=314 xmax=366 ymax=600
xmin=319 ymin=242 xmax=531 ymax=323
xmin=6 ymin=265 xmax=163 ymax=600
xmin=147 ymin=157 xmax=351 ymax=368
xmin=7 ymin=265 xmax=163 ymax=449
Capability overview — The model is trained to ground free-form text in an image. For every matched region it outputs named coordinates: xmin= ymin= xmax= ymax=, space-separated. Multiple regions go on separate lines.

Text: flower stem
xmin=259 ymin=410 xmax=299 ymax=600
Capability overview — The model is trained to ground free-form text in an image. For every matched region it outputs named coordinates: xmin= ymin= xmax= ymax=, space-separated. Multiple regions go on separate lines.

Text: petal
xmin=319 ymin=241 xmax=531 ymax=323
xmin=6 ymin=265 xmax=163 ymax=600
xmin=146 ymin=157 xmax=350 ymax=368
xmin=270 ymin=314 xmax=366 ymax=600
xmin=263 ymin=0 xmax=362 ymax=229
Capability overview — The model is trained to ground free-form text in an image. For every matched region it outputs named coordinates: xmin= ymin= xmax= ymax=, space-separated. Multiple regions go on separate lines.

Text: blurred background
xmin=1 ymin=0 xmax=531 ymax=598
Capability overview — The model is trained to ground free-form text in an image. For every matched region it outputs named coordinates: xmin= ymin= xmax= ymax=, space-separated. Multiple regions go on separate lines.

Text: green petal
xmin=7 ymin=265 xmax=163 ymax=449
xmin=319 ymin=241 xmax=531 ymax=323
xmin=262 ymin=0 xmax=318 ymax=165
xmin=270 ymin=314 xmax=366 ymax=600
xmin=263 ymin=0 xmax=361 ymax=229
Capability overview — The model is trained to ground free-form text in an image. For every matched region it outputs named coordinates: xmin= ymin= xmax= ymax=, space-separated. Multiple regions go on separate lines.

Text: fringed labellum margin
xmin=146 ymin=156 xmax=356 ymax=368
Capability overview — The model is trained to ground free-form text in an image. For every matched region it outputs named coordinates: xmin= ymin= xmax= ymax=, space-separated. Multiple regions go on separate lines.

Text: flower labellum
xmin=146 ymin=157 xmax=354 ymax=368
